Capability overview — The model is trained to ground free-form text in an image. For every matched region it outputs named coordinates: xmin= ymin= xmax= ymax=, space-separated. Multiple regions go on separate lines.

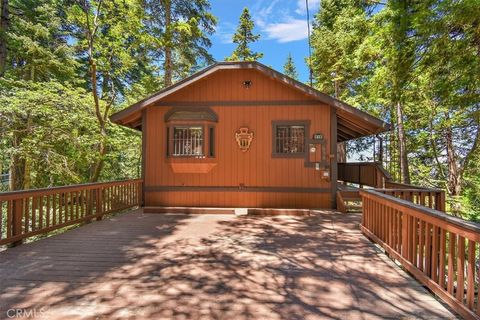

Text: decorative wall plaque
xmin=235 ymin=127 xmax=254 ymax=152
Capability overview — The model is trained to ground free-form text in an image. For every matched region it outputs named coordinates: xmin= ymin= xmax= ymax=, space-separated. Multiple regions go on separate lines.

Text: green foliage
xmin=4 ymin=0 xmax=77 ymax=82
xmin=283 ymin=53 xmax=298 ymax=80
xmin=0 ymin=79 xmax=96 ymax=186
xmin=226 ymin=8 xmax=263 ymax=61
xmin=311 ymin=0 xmax=480 ymax=219
xmin=0 ymin=0 xmax=215 ymax=190
xmin=143 ymin=0 xmax=217 ymax=85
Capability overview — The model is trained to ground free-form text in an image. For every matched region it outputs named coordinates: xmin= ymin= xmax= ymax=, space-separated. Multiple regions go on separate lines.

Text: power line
xmin=305 ymin=0 xmax=313 ymax=87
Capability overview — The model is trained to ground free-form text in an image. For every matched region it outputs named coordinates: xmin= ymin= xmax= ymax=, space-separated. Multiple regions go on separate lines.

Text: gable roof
xmin=110 ymin=61 xmax=390 ymax=142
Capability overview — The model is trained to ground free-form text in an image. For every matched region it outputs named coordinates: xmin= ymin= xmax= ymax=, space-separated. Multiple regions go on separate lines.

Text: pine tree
xmin=283 ymin=53 xmax=298 ymax=80
xmin=226 ymin=8 xmax=263 ymax=61
xmin=143 ymin=0 xmax=217 ymax=87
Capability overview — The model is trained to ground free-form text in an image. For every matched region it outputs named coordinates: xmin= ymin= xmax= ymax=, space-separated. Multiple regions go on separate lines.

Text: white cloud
xmin=295 ymin=0 xmax=321 ymax=15
xmin=254 ymin=0 xmax=280 ymax=28
xmin=263 ymin=18 xmax=309 ymax=43
xmin=215 ymin=22 xmax=236 ymax=44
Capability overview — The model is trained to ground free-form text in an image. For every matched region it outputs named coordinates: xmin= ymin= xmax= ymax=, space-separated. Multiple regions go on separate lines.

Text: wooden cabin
xmin=111 ymin=61 xmax=389 ymax=210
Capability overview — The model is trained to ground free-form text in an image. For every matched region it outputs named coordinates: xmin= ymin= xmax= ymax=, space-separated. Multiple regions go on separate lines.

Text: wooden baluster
xmin=6 ymin=201 xmax=12 ymax=239
xmin=31 ymin=196 xmax=36 ymax=231
xmin=52 ymin=194 xmax=57 ymax=225
xmin=80 ymin=190 xmax=84 ymax=218
xmin=70 ymin=192 xmax=74 ymax=221
xmin=457 ymin=236 xmax=466 ymax=303
xmin=61 ymin=192 xmax=65 ymax=223
xmin=425 ymin=223 xmax=432 ymax=277
xmin=0 ymin=201 xmax=3 ymax=240
xmin=387 ymin=206 xmax=393 ymax=247
xmin=396 ymin=209 xmax=401 ymax=252
xmin=38 ymin=196 xmax=43 ymax=230
xmin=96 ymin=187 xmax=103 ymax=220
xmin=46 ymin=195 xmax=50 ymax=228
xmin=86 ymin=189 xmax=92 ymax=217
xmin=439 ymin=229 xmax=446 ymax=288
xmin=466 ymin=240 xmax=475 ymax=310
xmin=61 ymin=193 xmax=65 ymax=223
xmin=431 ymin=226 xmax=439 ymax=282
xmin=447 ymin=232 xmax=456 ymax=295
xmin=413 ymin=217 xmax=418 ymax=267
xmin=75 ymin=191 xmax=79 ymax=220
xmin=11 ymin=198 xmax=23 ymax=246
xmin=419 ymin=220 xmax=425 ymax=272
xmin=401 ymin=211 xmax=408 ymax=258
xmin=438 ymin=191 xmax=446 ymax=212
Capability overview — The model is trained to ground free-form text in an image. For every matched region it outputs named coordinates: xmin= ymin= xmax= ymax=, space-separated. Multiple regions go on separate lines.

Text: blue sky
xmin=209 ymin=0 xmax=321 ymax=83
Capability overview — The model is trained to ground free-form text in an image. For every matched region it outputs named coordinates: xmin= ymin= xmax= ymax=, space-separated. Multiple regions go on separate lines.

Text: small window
xmin=273 ymin=122 xmax=307 ymax=156
xmin=172 ymin=126 xmax=204 ymax=156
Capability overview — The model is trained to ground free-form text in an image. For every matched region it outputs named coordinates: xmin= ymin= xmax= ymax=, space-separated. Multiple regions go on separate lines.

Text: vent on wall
xmin=243 ymin=80 xmax=252 ymax=89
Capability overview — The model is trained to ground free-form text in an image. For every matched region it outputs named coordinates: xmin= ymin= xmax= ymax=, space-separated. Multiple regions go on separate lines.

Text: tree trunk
xmin=89 ymin=124 xmax=106 ymax=182
xmin=9 ymin=131 xmax=24 ymax=191
xmin=337 ymin=142 xmax=346 ymax=162
xmin=0 ymin=0 xmax=9 ymax=76
xmin=396 ymin=101 xmax=410 ymax=184
xmin=163 ymin=0 xmax=173 ymax=87
xmin=23 ymin=116 xmax=32 ymax=189
xmin=88 ymin=58 xmax=107 ymax=182
xmin=377 ymin=135 xmax=383 ymax=164
xmin=445 ymin=126 xmax=462 ymax=215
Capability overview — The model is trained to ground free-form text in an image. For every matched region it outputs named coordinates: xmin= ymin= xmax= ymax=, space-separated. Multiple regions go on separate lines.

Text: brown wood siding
xmin=144 ymin=69 xmax=333 ymax=208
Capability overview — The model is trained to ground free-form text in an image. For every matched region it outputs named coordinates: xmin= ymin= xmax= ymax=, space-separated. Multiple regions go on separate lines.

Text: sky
xmin=209 ymin=0 xmax=321 ymax=83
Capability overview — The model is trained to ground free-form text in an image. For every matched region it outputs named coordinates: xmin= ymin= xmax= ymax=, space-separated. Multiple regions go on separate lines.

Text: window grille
xmin=172 ymin=127 xmax=204 ymax=156
xmin=275 ymin=125 xmax=305 ymax=154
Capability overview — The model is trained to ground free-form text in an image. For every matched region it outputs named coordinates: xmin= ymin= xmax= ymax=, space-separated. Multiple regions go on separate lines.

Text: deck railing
xmin=0 ymin=179 xmax=142 ymax=246
xmin=338 ymin=162 xmax=392 ymax=188
xmin=376 ymin=188 xmax=446 ymax=212
xmin=360 ymin=189 xmax=480 ymax=320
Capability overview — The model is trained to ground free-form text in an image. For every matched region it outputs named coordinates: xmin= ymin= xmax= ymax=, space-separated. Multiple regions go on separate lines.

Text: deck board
xmin=0 ymin=209 xmax=455 ymax=319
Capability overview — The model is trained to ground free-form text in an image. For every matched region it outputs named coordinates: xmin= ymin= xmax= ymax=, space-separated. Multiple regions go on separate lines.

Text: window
xmin=272 ymin=121 xmax=309 ymax=157
xmin=171 ymin=126 xmax=204 ymax=156
xmin=165 ymin=107 xmax=217 ymax=158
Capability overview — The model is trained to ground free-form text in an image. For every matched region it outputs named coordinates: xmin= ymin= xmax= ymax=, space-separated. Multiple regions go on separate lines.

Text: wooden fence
xmin=0 ymin=179 xmax=142 ymax=246
xmin=360 ymin=189 xmax=480 ymax=320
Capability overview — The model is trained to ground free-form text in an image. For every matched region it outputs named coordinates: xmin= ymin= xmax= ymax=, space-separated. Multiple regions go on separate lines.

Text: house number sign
xmin=235 ymin=127 xmax=254 ymax=152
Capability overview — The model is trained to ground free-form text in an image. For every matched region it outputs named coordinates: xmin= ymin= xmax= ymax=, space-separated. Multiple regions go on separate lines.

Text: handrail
xmin=0 ymin=179 xmax=142 ymax=246
xmin=360 ymin=189 xmax=480 ymax=320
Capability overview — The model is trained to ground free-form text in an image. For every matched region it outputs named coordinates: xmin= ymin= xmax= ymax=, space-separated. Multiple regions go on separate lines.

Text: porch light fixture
xmin=243 ymin=80 xmax=252 ymax=89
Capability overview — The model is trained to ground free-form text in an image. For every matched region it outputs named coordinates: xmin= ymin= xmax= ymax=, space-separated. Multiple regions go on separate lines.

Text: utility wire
xmin=306 ymin=0 xmax=313 ymax=87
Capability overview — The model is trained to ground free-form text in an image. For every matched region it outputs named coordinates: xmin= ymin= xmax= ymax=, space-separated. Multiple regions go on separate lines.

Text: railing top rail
xmin=338 ymin=162 xmax=379 ymax=165
xmin=360 ymin=189 xmax=480 ymax=235
xmin=0 ymin=179 xmax=143 ymax=201
xmin=375 ymin=187 xmax=444 ymax=193
xmin=384 ymin=180 xmax=436 ymax=190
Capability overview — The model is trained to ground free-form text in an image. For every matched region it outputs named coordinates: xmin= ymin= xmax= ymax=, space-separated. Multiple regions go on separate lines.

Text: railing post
xmin=10 ymin=199 xmax=23 ymax=247
xmin=437 ymin=191 xmax=446 ymax=212
xmin=96 ymin=187 xmax=103 ymax=221
xmin=401 ymin=211 xmax=408 ymax=258
xmin=138 ymin=181 xmax=143 ymax=207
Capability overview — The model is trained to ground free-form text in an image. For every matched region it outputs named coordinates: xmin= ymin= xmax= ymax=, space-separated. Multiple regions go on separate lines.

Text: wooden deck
xmin=0 ymin=209 xmax=455 ymax=319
